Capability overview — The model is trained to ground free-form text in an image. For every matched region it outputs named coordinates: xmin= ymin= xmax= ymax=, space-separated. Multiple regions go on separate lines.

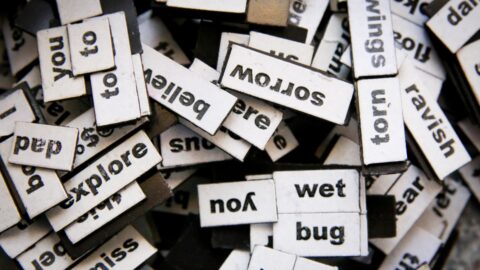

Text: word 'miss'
xmin=37 ymin=26 xmax=86 ymax=102
xmin=8 ymin=122 xmax=78 ymax=171
xmin=220 ymin=44 xmax=353 ymax=125
xmin=198 ymin=180 xmax=277 ymax=227
xmin=70 ymin=226 xmax=157 ymax=270
xmin=142 ymin=44 xmax=237 ymax=135
xmin=46 ymin=131 xmax=161 ymax=231
xmin=348 ymin=0 xmax=398 ymax=78
xmin=399 ymin=62 xmax=471 ymax=180
xmin=426 ymin=0 xmax=480 ymax=53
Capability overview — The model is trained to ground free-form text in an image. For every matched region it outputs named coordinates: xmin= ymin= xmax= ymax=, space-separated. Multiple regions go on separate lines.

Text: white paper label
xmin=3 ymin=22 xmax=38 ymax=75
xmin=390 ymin=0 xmax=433 ymax=26
xmin=273 ymin=212 xmax=366 ymax=257
xmin=220 ymin=44 xmax=354 ymax=125
xmin=37 ymin=26 xmax=86 ymax=102
xmin=67 ymin=108 xmax=146 ymax=168
xmin=155 ymin=176 xmax=207 ymax=215
xmin=426 ymin=0 xmax=480 ymax=53
xmin=139 ymin=15 xmax=190 ymax=66
xmin=179 ymin=118 xmax=251 ymax=161
xmin=142 ymin=44 xmax=237 ymax=135
xmin=399 ymin=61 xmax=470 ymax=180
xmin=15 ymin=65 xmax=42 ymax=89
xmin=159 ymin=124 xmax=232 ymax=169
xmin=265 ymin=122 xmax=299 ymax=161
xmin=46 ymin=131 xmax=161 ymax=231
xmin=189 ymin=58 xmax=221 ymax=83
xmin=323 ymin=136 xmax=361 ymax=166
xmin=166 ymin=0 xmax=247 ymax=13
xmin=288 ymin=0 xmax=329 ymax=44
xmin=357 ymin=77 xmax=407 ymax=165
xmin=0 ymin=217 xmax=51 ymax=258
xmin=64 ymin=181 xmax=146 ymax=244
xmin=56 ymin=0 xmax=103 ymax=25
xmin=16 ymin=233 xmax=75 ymax=270
xmin=370 ymin=165 xmax=441 ymax=254
xmin=160 ymin=168 xmax=197 ymax=190
xmin=457 ymin=40 xmax=480 ymax=106
xmin=0 ymin=172 xmax=21 ymax=233
xmin=8 ymin=122 xmax=78 ymax=171
xmin=250 ymin=223 xmax=273 ymax=252
xmin=405 ymin=62 xmax=444 ymax=100
xmin=90 ymin=12 xmax=141 ymax=127
xmin=198 ymin=180 xmax=278 ymax=227
xmin=273 ymin=169 xmax=360 ymax=214
xmin=189 ymin=58 xmax=282 ymax=150
xmin=217 ymin=32 xmax=250 ymax=72
xmin=219 ymin=249 xmax=250 ymax=270
xmin=392 ymin=14 xmax=445 ymax=79
xmin=68 ymin=17 xmax=115 ymax=75
xmin=348 ymin=0 xmax=398 ymax=78
xmin=70 ymin=226 xmax=157 ymax=270
xmin=248 ymin=31 xmax=314 ymax=65
xmin=223 ymin=91 xmax=283 ymax=150
xmin=0 ymin=89 xmax=36 ymax=138
xmin=311 ymin=14 xmax=350 ymax=80
xmin=0 ymin=137 xmax=67 ymax=219
xmin=316 ymin=118 xmax=359 ymax=159
xmin=378 ymin=227 xmax=441 ymax=270
xmin=40 ymin=98 xmax=90 ymax=126
xmin=416 ymin=178 xmax=470 ymax=243
xmin=132 ymin=53 xmax=152 ymax=117
xmin=248 ymin=246 xmax=296 ymax=270
xmin=294 ymin=256 xmax=338 ymax=270
xmin=248 ymin=245 xmax=338 ymax=270
xmin=366 ymin=173 xmax=401 ymax=195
